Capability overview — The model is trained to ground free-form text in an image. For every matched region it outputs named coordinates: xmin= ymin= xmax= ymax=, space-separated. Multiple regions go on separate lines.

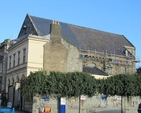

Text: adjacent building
xmin=0 ymin=39 xmax=10 ymax=93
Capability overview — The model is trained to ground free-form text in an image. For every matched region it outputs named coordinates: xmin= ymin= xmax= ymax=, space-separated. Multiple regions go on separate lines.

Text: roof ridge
xmin=69 ymin=24 xmax=124 ymax=37
xmin=122 ymin=35 xmax=135 ymax=47
xmin=29 ymin=14 xmax=123 ymax=37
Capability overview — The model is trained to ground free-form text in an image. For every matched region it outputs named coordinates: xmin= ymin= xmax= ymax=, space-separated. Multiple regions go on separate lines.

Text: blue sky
xmin=0 ymin=0 xmax=141 ymax=67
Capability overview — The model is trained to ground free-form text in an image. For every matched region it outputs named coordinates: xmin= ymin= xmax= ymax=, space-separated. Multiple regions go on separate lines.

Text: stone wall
xmin=43 ymin=22 xmax=82 ymax=73
xmin=43 ymin=39 xmax=68 ymax=72
xmin=43 ymin=37 xmax=135 ymax=75
xmin=32 ymin=95 xmax=140 ymax=113
xmin=61 ymin=38 xmax=82 ymax=72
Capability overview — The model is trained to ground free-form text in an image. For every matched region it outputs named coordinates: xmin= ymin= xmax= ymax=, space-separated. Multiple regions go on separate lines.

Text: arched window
xmin=87 ymin=63 xmax=96 ymax=68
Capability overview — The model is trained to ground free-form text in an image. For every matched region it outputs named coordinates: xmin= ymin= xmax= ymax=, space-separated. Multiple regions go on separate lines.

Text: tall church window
xmin=105 ymin=67 xmax=112 ymax=74
xmin=120 ymin=67 xmax=126 ymax=74
xmin=105 ymin=65 xmax=112 ymax=74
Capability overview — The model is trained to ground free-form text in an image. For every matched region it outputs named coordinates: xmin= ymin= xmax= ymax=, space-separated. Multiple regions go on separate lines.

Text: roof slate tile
xmin=21 ymin=15 xmax=134 ymax=56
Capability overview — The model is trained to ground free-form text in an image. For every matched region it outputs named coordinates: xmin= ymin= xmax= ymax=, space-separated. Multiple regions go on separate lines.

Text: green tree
xmin=134 ymin=75 xmax=141 ymax=96
xmin=105 ymin=74 xmax=136 ymax=96
xmin=22 ymin=71 xmax=97 ymax=101
xmin=64 ymin=72 xmax=97 ymax=97
xmin=104 ymin=74 xmax=137 ymax=113
xmin=96 ymin=78 xmax=108 ymax=95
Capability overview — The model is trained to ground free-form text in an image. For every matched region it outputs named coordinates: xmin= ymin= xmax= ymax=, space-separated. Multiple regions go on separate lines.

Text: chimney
xmin=50 ymin=20 xmax=62 ymax=37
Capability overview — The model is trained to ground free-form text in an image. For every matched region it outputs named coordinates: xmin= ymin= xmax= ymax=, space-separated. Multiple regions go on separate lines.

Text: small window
xmin=18 ymin=51 xmax=20 ymax=65
xmin=13 ymin=54 xmax=16 ymax=67
xmin=113 ymin=59 xmax=119 ymax=64
xmin=9 ymin=56 xmax=11 ymax=69
xmin=12 ymin=78 xmax=14 ymax=84
xmin=23 ymin=48 xmax=26 ymax=63
xmin=8 ymin=79 xmax=10 ymax=85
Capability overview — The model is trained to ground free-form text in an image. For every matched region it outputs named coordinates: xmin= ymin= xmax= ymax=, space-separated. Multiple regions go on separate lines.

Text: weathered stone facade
xmin=80 ymin=49 xmax=136 ymax=75
xmin=43 ymin=24 xmax=136 ymax=75
xmin=62 ymin=38 xmax=82 ymax=72
xmin=43 ymin=39 xmax=68 ymax=72
xmin=43 ymin=22 xmax=82 ymax=73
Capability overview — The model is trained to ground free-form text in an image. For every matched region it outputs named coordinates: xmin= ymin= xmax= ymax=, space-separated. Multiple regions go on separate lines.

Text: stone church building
xmin=3 ymin=14 xmax=136 ymax=110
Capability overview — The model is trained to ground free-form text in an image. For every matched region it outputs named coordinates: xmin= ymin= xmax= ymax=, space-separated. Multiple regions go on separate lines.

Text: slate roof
xmin=19 ymin=14 xmax=135 ymax=56
xmin=30 ymin=15 xmax=81 ymax=50
xmin=83 ymin=66 xmax=106 ymax=75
